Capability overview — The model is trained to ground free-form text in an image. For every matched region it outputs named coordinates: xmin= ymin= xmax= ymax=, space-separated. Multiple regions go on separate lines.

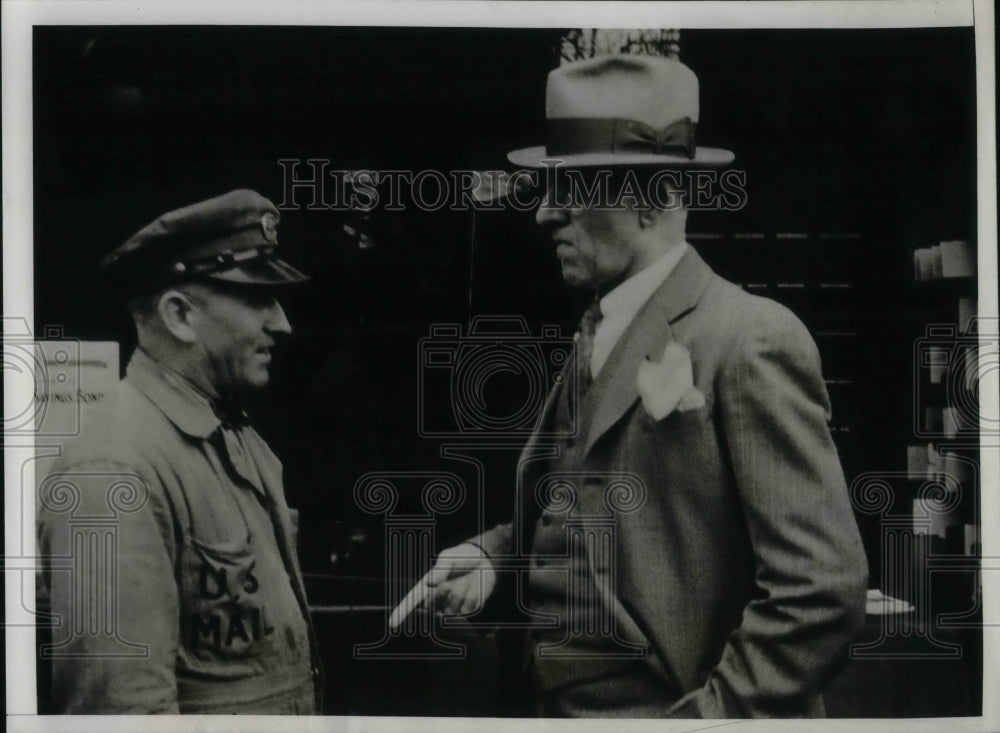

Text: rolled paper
xmin=940 ymin=240 xmax=974 ymax=279
xmin=943 ymin=451 xmax=974 ymax=484
xmin=964 ymin=344 xmax=980 ymax=392
xmin=958 ymin=297 xmax=977 ymax=333
xmin=913 ymin=496 xmax=961 ymax=539
xmin=943 ymin=407 xmax=958 ymax=438
xmin=907 ymin=445 xmax=929 ymax=478
xmin=927 ymin=346 xmax=949 ymax=384
xmin=964 ymin=523 xmax=979 ymax=556
xmin=925 ymin=247 xmax=937 ymax=280
xmin=924 ymin=406 xmax=943 ymax=433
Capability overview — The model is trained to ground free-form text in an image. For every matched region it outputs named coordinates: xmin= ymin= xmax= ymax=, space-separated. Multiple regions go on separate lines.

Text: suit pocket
xmin=640 ymin=400 xmax=714 ymax=434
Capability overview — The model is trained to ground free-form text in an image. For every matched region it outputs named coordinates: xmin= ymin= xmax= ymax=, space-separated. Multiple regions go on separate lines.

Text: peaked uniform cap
xmin=101 ymin=189 xmax=309 ymax=296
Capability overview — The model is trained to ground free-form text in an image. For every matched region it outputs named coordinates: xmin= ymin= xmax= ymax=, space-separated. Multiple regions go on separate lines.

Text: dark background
xmin=33 ymin=26 xmax=979 ymax=715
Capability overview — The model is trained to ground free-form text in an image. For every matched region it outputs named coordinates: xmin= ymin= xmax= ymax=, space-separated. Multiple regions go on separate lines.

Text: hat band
xmin=175 ymin=245 xmax=278 ymax=277
xmin=546 ymin=117 xmax=696 ymax=159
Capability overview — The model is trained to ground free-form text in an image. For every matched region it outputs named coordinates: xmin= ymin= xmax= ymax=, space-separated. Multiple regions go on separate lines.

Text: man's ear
xmin=156 ymin=289 xmax=200 ymax=344
xmin=638 ymin=206 xmax=663 ymax=229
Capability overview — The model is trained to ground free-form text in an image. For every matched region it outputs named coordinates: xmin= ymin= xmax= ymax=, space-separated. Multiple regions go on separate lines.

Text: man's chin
xmin=560 ymin=265 xmax=595 ymax=289
xmin=240 ymin=371 xmax=271 ymax=392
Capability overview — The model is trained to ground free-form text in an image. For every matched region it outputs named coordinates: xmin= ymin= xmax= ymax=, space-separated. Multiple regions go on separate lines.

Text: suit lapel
xmin=583 ymin=246 xmax=714 ymax=455
xmin=520 ymin=349 xmax=573 ymax=462
xmin=515 ymin=350 xmax=573 ymax=550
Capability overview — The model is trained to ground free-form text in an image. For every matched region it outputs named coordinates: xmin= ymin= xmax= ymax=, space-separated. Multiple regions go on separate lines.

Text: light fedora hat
xmin=508 ymin=55 xmax=734 ymax=168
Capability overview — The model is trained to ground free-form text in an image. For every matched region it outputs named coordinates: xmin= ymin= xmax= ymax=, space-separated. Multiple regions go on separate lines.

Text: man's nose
xmin=264 ymin=299 xmax=293 ymax=336
xmin=535 ymin=193 xmax=570 ymax=228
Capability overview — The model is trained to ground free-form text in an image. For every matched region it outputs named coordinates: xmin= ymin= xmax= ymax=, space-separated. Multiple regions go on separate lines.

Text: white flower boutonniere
xmin=636 ymin=342 xmax=706 ymax=420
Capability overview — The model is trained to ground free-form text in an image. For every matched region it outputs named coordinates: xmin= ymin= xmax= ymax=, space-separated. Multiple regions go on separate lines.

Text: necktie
xmin=575 ymin=298 xmax=603 ymax=394
xmin=211 ymin=397 xmax=250 ymax=429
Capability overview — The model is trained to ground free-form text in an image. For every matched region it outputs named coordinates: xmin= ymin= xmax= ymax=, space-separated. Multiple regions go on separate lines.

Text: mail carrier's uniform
xmin=37 ymin=348 xmax=322 ymax=713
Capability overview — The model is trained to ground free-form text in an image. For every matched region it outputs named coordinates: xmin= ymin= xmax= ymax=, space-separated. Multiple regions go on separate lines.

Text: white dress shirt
xmin=590 ymin=242 xmax=688 ymax=378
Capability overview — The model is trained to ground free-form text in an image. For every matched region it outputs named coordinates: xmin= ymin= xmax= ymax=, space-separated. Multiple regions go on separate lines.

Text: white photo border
xmin=4 ymin=1 xmax=996 ymax=732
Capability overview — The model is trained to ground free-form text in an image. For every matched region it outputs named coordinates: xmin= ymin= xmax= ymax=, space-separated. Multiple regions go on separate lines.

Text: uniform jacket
xmin=36 ymin=348 xmax=323 ymax=714
xmin=475 ymin=247 xmax=868 ymax=718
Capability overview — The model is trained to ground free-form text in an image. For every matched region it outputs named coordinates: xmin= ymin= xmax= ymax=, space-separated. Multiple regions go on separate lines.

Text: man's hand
xmin=388 ymin=543 xmax=497 ymax=630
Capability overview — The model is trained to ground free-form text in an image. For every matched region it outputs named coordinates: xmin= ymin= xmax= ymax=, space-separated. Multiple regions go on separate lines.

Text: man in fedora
xmin=392 ymin=55 xmax=867 ymax=717
xmin=37 ymin=190 xmax=323 ymax=714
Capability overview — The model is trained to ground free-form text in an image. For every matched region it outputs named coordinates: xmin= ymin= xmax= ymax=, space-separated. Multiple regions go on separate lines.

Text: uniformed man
xmin=36 ymin=189 xmax=323 ymax=714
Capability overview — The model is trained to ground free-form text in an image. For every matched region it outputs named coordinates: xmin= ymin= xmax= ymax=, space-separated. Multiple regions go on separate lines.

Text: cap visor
xmin=507 ymin=145 xmax=735 ymax=168
xmin=208 ymin=256 xmax=310 ymax=285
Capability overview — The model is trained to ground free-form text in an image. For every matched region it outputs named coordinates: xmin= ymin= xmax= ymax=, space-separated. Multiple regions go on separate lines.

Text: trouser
xmin=528 ymin=653 xmax=676 ymax=718
xmin=177 ymin=671 xmax=317 ymax=714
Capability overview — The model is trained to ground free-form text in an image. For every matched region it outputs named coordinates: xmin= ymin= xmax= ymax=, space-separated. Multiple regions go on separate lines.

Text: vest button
xmin=536 ymin=558 xmax=547 ymax=568
xmin=541 ymin=513 xmax=552 ymax=526
xmin=566 ymin=437 xmax=575 ymax=448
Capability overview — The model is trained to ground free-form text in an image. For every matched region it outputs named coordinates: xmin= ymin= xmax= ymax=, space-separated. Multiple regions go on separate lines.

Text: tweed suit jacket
xmin=474 ymin=246 xmax=868 ymax=718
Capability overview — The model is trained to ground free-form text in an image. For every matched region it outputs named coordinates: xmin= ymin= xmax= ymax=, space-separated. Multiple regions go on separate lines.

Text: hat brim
xmin=206 ymin=256 xmax=310 ymax=286
xmin=506 ymin=145 xmax=735 ymax=169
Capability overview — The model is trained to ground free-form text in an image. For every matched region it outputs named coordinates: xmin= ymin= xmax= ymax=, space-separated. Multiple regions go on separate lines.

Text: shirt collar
xmin=599 ymin=242 xmax=688 ymax=321
xmin=125 ymin=347 xmax=222 ymax=439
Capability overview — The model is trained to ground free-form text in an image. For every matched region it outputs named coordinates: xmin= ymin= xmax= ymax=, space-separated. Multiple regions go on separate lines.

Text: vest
xmin=526 ymin=374 xmax=658 ymax=697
